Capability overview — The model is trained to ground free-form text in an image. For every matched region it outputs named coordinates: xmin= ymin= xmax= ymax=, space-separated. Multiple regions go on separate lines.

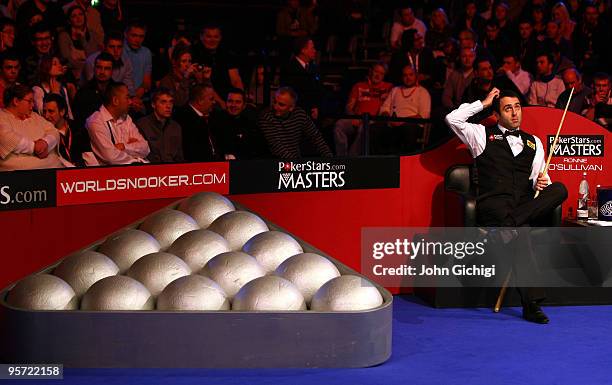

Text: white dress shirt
xmin=505 ymin=68 xmax=533 ymax=96
xmin=86 ymin=105 xmax=150 ymax=165
xmin=445 ymin=100 xmax=550 ymax=189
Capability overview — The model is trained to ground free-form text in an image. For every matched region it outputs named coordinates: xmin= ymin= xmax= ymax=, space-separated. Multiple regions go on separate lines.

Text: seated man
xmin=583 ymin=72 xmax=611 ymax=128
xmin=42 ymin=94 xmax=82 ymax=166
xmin=212 ymin=88 xmax=268 ymax=160
xmin=0 ymin=50 xmax=20 ymax=108
xmin=379 ymin=65 xmax=431 ymax=152
xmin=334 ymin=61 xmax=392 ymax=156
xmin=0 ymin=84 xmax=64 ymax=171
xmin=174 ymin=84 xmax=219 ymax=162
xmin=86 ymin=81 xmax=149 ymax=165
xmin=136 ymin=88 xmax=184 ymax=163
xmin=258 ymin=87 xmax=332 ymax=159
xmin=555 ymin=68 xmax=591 ymax=114
xmin=528 ymin=52 xmax=565 ymax=107
xmin=445 ymin=88 xmax=568 ymax=323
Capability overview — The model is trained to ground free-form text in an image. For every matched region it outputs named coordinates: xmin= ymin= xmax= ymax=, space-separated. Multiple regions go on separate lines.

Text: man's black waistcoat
xmin=475 ymin=125 xmax=537 ymax=225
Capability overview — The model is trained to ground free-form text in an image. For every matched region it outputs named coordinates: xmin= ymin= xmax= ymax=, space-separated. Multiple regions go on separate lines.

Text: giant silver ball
xmin=139 ymin=209 xmax=200 ymax=250
xmin=243 ymin=231 xmax=304 ymax=273
xmin=81 ymin=275 xmax=154 ymax=311
xmin=208 ymin=211 xmax=269 ymax=251
xmin=98 ymin=229 xmax=161 ymax=273
xmin=310 ymin=275 xmax=384 ymax=311
xmin=167 ymin=229 xmax=230 ymax=272
xmin=7 ymin=274 xmax=77 ymax=310
xmin=157 ymin=275 xmax=230 ymax=311
xmin=177 ymin=192 xmax=236 ymax=228
xmin=232 ymin=276 xmax=307 ymax=311
xmin=53 ymin=251 xmax=120 ymax=297
xmin=274 ymin=253 xmax=341 ymax=304
xmin=127 ymin=252 xmax=192 ymax=296
xmin=200 ymin=251 xmax=265 ymax=299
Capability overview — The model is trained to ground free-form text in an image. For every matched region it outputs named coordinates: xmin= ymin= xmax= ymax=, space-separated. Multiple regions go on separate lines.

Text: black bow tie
xmin=504 ymin=130 xmax=520 ymax=138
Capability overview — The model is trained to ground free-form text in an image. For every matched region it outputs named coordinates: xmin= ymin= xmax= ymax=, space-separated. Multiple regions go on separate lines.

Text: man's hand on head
xmin=482 ymin=87 xmax=500 ymax=108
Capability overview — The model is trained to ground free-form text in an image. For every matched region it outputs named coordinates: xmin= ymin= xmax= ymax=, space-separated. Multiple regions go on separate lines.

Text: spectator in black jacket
xmin=174 ymin=83 xmax=219 ymax=162
xmin=280 ymin=36 xmax=322 ymax=120
xmin=212 ymin=88 xmax=268 ymax=160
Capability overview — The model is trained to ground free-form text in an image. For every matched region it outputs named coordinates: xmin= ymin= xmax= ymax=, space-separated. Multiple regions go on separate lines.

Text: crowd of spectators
xmin=0 ymin=0 xmax=610 ymax=171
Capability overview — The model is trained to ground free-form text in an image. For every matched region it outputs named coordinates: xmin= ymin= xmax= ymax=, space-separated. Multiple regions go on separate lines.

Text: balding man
xmin=258 ymin=87 xmax=331 ymax=159
xmin=555 ymin=68 xmax=591 ymax=114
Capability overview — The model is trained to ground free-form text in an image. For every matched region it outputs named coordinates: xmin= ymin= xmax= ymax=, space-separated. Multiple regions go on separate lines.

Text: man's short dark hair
xmin=3 ymin=84 xmax=32 ymax=107
xmin=43 ymin=93 xmax=67 ymax=116
xmin=474 ymin=57 xmax=492 ymax=71
xmin=593 ymin=72 xmax=610 ymax=82
xmin=102 ymin=81 xmax=127 ymax=106
xmin=226 ymin=87 xmax=246 ymax=100
xmin=492 ymin=89 xmax=522 ymax=114
xmin=536 ymin=52 xmax=555 ymax=65
xmin=95 ymin=52 xmax=115 ymax=66
xmin=152 ymin=87 xmax=174 ymax=103
xmin=0 ymin=17 xmax=15 ymax=31
xmin=201 ymin=23 xmax=221 ymax=34
xmin=502 ymin=51 xmax=520 ymax=62
xmin=104 ymin=30 xmax=124 ymax=45
xmin=171 ymin=43 xmax=191 ymax=62
xmin=293 ymin=36 xmax=313 ymax=56
xmin=485 ymin=19 xmax=500 ymax=29
xmin=30 ymin=22 xmax=52 ymax=39
xmin=0 ymin=49 xmax=20 ymax=67
xmin=189 ymin=83 xmax=213 ymax=103
xmin=126 ymin=20 xmax=147 ymax=32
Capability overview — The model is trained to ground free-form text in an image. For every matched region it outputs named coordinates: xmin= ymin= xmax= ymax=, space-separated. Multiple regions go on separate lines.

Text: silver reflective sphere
xmin=208 ymin=211 xmax=269 ymax=251
xmin=200 ymin=251 xmax=265 ymax=299
xmin=7 ymin=274 xmax=77 ymax=310
xmin=127 ymin=252 xmax=192 ymax=296
xmin=310 ymin=275 xmax=384 ymax=311
xmin=232 ymin=276 xmax=306 ymax=311
xmin=243 ymin=231 xmax=304 ymax=273
xmin=274 ymin=253 xmax=341 ymax=304
xmin=53 ymin=251 xmax=120 ymax=297
xmin=167 ymin=229 xmax=230 ymax=272
xmin=81 ymin=275 xmax=154 ymax=311
xmin=177 ymin=192 xmax=236 ymax=228
xmin=157 ymin=275 xmax=230 ymax=311
xmin=98 ymin=229 xmax=161 ymax=273
xmin=139 ymin=209 xmax=200 ymax=250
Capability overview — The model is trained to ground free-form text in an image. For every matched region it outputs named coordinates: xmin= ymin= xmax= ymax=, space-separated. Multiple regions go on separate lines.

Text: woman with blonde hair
xmin=552 ymin=2 xmax=576 ymax=40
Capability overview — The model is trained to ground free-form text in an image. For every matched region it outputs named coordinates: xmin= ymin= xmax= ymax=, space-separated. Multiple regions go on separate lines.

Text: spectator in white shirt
xmin=86 ymin=81 xmax=149 ymax=165
xmin=380 ymin=65 xmax=431 ymax=120
xmin=379 ymin=65 xmax=431 ymax=152
xmin=0 ymin=84 xmax=63 ymax=171
xmin=498 ymin=52 xmax=532 ymax=96
xmin=390 ymin=6 xmax=427 ymax=50
xmin=528 ymin=52 xmax=565 ymax=107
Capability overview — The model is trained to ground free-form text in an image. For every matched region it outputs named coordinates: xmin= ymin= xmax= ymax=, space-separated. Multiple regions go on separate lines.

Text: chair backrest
xmin=444 ymin=164 xmax=472 ymax=196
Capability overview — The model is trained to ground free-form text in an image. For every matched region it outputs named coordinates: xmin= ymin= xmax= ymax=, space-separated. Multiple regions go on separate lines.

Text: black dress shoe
xmin=522 ymin=302 xmax=550 ymax=324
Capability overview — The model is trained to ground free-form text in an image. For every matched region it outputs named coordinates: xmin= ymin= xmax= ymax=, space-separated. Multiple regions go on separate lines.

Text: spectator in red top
xmin=333 ymin=62 xmax=392 ymax=156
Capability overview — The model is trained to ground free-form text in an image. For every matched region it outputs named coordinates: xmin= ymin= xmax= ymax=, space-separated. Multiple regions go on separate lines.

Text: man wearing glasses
xmin=0 ymin=84 xmax=63 ymax=170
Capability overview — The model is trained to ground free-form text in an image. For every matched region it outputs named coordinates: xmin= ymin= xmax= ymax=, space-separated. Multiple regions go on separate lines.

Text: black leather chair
xmin=444 ymin=164 xmax=562 ymax=227
xmin=444 ymin=164 xmax=562 ymax=310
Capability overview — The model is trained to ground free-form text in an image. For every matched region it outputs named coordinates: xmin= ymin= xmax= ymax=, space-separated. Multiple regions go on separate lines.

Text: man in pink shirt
xmin=333 ymin=62 xmax=392 ymax=156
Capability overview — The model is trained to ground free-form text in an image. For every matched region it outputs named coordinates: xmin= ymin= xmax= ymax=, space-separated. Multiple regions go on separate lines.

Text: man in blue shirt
xmin=123 ymin=20 xmax=152 ymax=111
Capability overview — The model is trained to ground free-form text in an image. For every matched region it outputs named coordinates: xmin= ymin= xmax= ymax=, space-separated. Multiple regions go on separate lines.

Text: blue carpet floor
xmin=6 ymin=296 xmax=612 ymax=385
